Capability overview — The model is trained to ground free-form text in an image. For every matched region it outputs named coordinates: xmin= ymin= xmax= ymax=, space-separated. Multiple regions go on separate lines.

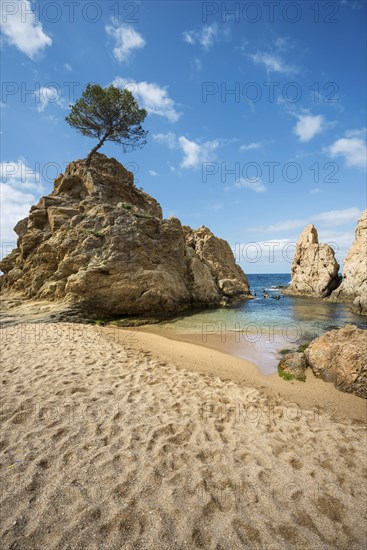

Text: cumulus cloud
xmin=178 ymin=136 xmax=219 ymax=169
xmin=113 ymin=78 xmax=181 ymax=122
xmin=183 ymin=24 xmax=219 ymax=50
xmin=153 ymin=133 xmax=220 ymax=169
xmin=1 ymin=0 xmax=52 ymax=58
xmin=293 ymin=114 xmax=324 ymax=142
xmin=148 ymin=170 xmax=158 ymax=176
xmin=326 ymin=129 xmax=366 ymax=169
xmin=106 ymin=23 xmax=145 ymax=63
xmin=0 ymin=160 xmax=43 ymax=246
xmin=34 ymin=86 xmax=67 ymax=112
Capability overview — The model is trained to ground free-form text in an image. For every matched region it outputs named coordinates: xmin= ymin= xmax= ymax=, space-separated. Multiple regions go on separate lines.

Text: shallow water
xmin=152 ymin=274 xmax=367 ymax=374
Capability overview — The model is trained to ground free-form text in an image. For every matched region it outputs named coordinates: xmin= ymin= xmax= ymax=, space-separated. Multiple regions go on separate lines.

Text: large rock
xmin=0 ymin=154 xmax=252 ymax=318
xmin=284 ymin=224 xmax=340 ymax=297
xmin=330 ymin=210 xmax=367 ymax=315
xmin=305 ymin=324 xmax=367 ymax=399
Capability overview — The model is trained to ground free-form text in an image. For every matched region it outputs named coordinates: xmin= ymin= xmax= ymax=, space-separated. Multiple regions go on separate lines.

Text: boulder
xmin=278 ymin=352 xmax=307 ymax=381
xmin=330 ymin=210 xmax=367 ymax=315
xmin=0 ymin=154 xmax=252 ymax=318
xmin=305 ymin=324 xmax=367 ymax=399
xmin=284 ymin=224 xmax=340 ymax=297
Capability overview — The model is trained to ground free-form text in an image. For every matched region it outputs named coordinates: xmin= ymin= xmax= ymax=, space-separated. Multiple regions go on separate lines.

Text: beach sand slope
xmin=1 ymin=323 xmax=366 ymax=549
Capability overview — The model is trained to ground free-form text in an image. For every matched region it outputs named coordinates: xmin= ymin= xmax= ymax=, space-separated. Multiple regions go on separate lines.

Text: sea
xmin=151 ymin=274 xmax=367 ymax=375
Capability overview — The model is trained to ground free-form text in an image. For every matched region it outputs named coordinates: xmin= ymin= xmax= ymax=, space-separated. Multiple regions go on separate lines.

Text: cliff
xmin=330 ymin=209 xmax=367 ymax=315
xmin=0 ymin=154 xmax=251 ymax=318
xmin=283 ymin=224 xmax=340 ymax=298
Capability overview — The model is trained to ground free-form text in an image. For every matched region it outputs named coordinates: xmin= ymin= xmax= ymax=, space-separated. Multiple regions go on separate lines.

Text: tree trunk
xmin=85 ymin=134 xmax=109 ymax=166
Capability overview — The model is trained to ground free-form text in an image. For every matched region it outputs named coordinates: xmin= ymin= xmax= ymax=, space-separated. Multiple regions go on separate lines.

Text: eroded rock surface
xmin=0 ymin=154 xmax=251 ymax=318
xmin=330 ymin=209 xmax=367 ymax=315
xmin=305 ymin=324 xmax=367 ymax=399
xmin=284 ymin=224 xmax=340 ymax=297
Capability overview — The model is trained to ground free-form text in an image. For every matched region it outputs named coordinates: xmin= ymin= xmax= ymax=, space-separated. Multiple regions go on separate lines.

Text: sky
xmin=1 ymin=0 xmax=366 ymax=273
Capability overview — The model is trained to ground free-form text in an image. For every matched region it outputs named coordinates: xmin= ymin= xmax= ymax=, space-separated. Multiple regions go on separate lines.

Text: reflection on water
xmin=152 ymin=274 xmax=367 ymax=375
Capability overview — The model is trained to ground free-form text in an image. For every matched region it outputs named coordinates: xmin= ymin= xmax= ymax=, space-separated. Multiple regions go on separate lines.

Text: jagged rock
xmin=0 ymin=154 xmax=251 ymax=318
xmin=304 ymin=324 xmax=367 ymax=399
xmin=284 ymin=224 xmax=340 ymax=297
xmin=278 ymin=352 xmax=307 ymax=381
xmin=330 ymin=210 xmax=367 ymax=315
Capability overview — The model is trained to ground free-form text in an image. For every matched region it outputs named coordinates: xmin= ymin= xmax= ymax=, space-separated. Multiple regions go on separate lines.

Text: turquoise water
xmin=153 ymin=274 xmax=367 ymax=374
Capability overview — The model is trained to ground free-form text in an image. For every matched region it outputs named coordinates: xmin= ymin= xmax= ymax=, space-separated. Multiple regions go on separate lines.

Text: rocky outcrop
xmin=0 ymin=154 xmax=251 ymax=318
xmin=330 ymin=210 xmax=367 ymax=315
xmin=284 ymin=224 xmax=340 ymax=297
xmin=278 ymin=324 xmax=367 ymax=398
xmin=305 ymin=325 xmax=367 ymax=399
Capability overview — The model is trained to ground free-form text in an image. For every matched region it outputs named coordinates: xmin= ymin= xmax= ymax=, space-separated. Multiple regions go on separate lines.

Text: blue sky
xmin=1 ymin=0 xmax=366 ymax=273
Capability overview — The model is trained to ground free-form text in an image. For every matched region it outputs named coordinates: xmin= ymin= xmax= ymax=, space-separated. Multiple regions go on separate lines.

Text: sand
xmin=1 ymin=322 xmax=366 ymax=549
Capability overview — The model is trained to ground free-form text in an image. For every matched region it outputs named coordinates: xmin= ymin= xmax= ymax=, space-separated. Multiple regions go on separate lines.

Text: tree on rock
xmin=66 ymin=84 xmax=148 ymax=166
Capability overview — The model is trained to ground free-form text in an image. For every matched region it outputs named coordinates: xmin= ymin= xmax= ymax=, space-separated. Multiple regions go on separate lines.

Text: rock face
xmin=0 ymin=154 xmax=251 ymax=317
xmin=330 ymin=210 xmax=367 ymax=315
xmin=284 ymin=224 xmax=340 ymax=297
xmin=304 ymin=325 xmax=367 ymax=399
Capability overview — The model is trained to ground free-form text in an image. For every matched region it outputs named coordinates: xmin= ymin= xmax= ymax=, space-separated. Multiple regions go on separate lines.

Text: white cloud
xmin=0 ymin=160 xmax=43 ymax=245
xmin=178 ymin=136 xmax=219 ymax=169
xmin=240 ymin=142 xmax=262 ymax=151
xmin=64 ymin=63 xmax=72 ymax=72
xmin=293 ymin=114 xmax=324 ymax=142
xmin=106 ymin=23 xmax=145 ymax=63
xmin=113 ymin=78 xmax=181 ymax=122
xmin=249 ymin=208 xmax=363 ymax=233
xmin=234 ymin=178 xmax=267 ymax=193
xmin=310 ymin=188 xmax=321 ymax=194
xmin=249 ymin=52 xmax=297 ymax=74
xmin=34 ymin=86 xmax=66 ymax=112
xmin=148 ymin=170 xmax=158 ymax=176
xmin=183 ymin=24 xmax=219 ymax=50
xmin=1 ymin=0 xmax=52 ymax=59
xmin=153 ymin=133 xmax=220 ymax=169
xmin=153 ymin=132 xmax=178 ymax=149
xmin=327 ymin=129 xmax=367 ymax=169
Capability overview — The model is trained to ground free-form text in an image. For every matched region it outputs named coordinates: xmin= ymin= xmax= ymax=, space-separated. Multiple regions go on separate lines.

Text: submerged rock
xmin=0 ymin=154 xmax=251 ymax=318
xmin=330 ymin=209 xmax=367 ymax=315
xmin=284 ymin=224 xmax=340 ymax=298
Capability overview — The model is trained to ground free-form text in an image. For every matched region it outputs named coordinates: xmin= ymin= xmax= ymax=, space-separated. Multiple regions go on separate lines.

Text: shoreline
xmin=109 ymin=324 xmax=367 ymax=424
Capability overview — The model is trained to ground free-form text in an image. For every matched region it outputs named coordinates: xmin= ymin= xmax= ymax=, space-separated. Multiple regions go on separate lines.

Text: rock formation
xmin=304 ymin=325 xmax=367 ymax=399
xmin=330 ymin=209 xmax=367 ymax=315
xmin=0 ymin=154 xmax=251 ymax=318
xmin=284 ymin=224 xmax=340 ymax=297
xmin=278 ymin=324 xmax=367 ymax=398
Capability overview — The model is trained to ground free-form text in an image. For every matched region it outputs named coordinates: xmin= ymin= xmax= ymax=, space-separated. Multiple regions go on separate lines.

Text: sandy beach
xmin=1 ymin=322 xmax=366 ymax=549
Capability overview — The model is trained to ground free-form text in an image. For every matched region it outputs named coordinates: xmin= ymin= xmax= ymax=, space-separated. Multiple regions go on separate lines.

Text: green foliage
xmin=278 ymin=366 xmax=296 ymax=381
xmin=121 ymin=202 xmax=134 ymax=210
xmin=65 ymin=84 xmax=148 ymax=163
xmin=297 ymin=342 xmax=310 ymax=353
